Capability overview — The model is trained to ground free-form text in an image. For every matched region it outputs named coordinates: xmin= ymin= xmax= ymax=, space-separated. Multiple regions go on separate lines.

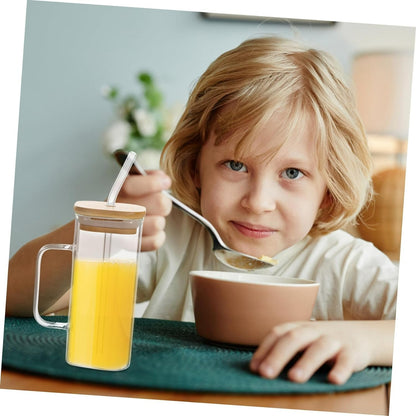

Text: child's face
xmin=194 ymin=112 xmax=328 ymax=258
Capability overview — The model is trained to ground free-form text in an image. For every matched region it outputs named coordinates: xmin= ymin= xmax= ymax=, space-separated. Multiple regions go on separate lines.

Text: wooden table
xmin=0 ymin=368 xmax=390 ymax=415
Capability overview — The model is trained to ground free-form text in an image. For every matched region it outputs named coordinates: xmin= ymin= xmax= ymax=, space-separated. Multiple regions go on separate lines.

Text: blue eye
xmin=225 ymin=160 xmax=247 ymax=172
xmin=282 ymin=168 xmax=303 ymax=180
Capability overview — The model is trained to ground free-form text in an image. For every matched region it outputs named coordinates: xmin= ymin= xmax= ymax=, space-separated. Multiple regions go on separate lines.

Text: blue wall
xmin=9 ymin=1 xmax=414 ymax=255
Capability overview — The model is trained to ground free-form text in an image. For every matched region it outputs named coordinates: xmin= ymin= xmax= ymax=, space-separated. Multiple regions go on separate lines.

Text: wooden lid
xmin=74 ymin=201 xmax=146 ymax=220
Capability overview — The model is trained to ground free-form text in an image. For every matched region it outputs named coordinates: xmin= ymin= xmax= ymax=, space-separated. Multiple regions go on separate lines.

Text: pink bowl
xmin=190 ymin=271 xmax=319 ymax=346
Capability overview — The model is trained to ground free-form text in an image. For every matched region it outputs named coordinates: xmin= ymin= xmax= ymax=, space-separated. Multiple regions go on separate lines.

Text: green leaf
xmin=145 ymin=86 xmax=163 ymax=109
xmin=138 ymin=72 xmax=153 ymax=86
xmin=108 ymin=87 xmax=118 ymax=99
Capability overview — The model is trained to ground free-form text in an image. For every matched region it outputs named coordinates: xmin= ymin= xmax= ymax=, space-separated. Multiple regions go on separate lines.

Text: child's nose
xmin=240 ymin=180 xmax=277 ymax=214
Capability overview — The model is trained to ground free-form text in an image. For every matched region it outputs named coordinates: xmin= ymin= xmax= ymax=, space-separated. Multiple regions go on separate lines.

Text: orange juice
xmin=67 ymin=259 xmax=137 ymax=370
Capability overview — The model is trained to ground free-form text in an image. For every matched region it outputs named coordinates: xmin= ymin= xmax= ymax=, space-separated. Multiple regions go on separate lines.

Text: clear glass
xmin=34 ymin=210 xmax=143 ymax=371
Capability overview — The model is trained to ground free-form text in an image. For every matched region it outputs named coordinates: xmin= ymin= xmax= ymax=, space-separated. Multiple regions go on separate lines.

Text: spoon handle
xmin=162 ymin=191 xmax=225 ymax=246
xmin=113 ymin=150 xmax=227 ymax=249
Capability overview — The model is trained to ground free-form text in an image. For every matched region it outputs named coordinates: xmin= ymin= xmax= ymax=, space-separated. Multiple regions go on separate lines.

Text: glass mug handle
xmin=33 ymin=243 xmax=73 ymax=330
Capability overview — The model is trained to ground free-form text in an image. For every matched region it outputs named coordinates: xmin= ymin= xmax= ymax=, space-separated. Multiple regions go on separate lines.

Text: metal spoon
xmin=113 ymin=150 xmax=276 ymax=271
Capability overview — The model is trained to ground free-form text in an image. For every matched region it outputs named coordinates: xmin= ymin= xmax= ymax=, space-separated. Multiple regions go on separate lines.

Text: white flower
xmin=136 ymin=148 xmax=161 ymax=169
xmin=133 ymin=108 xmax=157 ymax=137
xmin=100 ymin=85 xmax=113 ymax=98
xmin=102 ymin=120 xmax=130 ymax=153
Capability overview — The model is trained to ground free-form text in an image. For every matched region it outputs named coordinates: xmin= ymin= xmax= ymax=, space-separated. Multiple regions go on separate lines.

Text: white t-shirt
xmin=137 ymin=206 xmax=397 ymax=322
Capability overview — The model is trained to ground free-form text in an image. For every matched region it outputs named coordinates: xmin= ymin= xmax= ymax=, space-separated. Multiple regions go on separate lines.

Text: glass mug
xmin=34 ymin=201 xmax=146 ymax=371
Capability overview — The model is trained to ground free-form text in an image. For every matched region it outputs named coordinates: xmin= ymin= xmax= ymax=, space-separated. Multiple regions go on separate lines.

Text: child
xmin=7 ymin=36 xmax=397 ymax=385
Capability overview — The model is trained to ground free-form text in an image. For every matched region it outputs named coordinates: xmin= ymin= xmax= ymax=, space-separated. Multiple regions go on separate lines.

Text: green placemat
xmin=2 ymin=317 xmax=391 ymax=394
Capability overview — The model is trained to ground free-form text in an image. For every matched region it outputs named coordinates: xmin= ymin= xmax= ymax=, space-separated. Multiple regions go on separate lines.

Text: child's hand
xmin=118 ymin=170 xmax=172 ymax=251
xmin=250 ymin=320 xmax=394 ymax=384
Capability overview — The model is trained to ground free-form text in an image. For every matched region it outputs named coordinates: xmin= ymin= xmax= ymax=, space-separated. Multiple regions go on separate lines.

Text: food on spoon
xmin=259 ymin=255 xmax=278 ymax=265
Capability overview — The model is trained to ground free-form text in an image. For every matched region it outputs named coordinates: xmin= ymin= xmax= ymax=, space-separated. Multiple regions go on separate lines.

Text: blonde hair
xmin=161 ymin=36 xmax=373 ymax=236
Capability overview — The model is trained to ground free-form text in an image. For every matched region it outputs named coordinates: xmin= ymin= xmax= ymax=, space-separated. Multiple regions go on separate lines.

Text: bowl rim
xmin=190 ymin=270 xmax=319 ymax=287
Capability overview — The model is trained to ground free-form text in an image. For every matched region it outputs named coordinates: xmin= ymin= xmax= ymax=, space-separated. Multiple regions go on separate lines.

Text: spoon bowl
xmin=114 ymin=150 xmax=276 ymax=271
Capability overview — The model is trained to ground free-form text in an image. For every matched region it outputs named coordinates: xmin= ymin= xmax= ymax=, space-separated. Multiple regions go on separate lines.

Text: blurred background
xmin=9 ymin=1 xmax=414 ymax=261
